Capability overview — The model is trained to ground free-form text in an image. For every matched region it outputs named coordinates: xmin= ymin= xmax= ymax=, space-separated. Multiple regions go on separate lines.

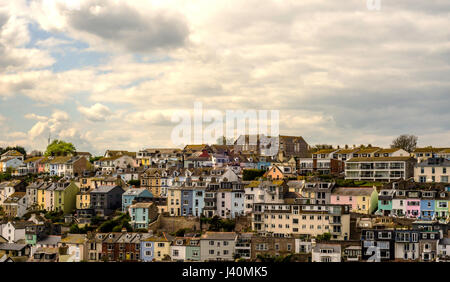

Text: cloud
xmin=78 ymin=103 xmax=112 ymax=121
xmin=29 ymin=0 xmax=190 ymax=54
xmin=0 ymin=6 xmax=54 ymax=73
xmin=0 ymin=0 xmax=449 ymax=153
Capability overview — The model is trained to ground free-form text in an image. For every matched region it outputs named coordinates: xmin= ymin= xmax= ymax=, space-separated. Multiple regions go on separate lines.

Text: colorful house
xmin=129 ymin=202 xmax=159 ymax=229
xmin=377 ymin=189 xmax=395 ymax=216
xmin=122 ymin=188 xmax=153 ymax=213
xmin=331 ymin=187 xmax=378 ymax=214
xmin=53 ymin=182 xmax=80 ymax=214
xmin=140 ymin=233 xmax=173 ymax=262
xmin=420 ymin=194 xmax=436 ymax=220
xmin=168 ymin=187 xmax=182 ymax=216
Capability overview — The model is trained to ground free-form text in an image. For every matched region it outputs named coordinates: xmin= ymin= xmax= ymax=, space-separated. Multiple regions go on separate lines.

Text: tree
xmin=128 ymin=180 xmax=140 ymax=187
xmin=0 ymin=146 xmax=27 ymax=156
xmin=45 ymin=140 xmax=76 ymax=157
xmin=243 ymin=169 xmax=266 ymax=181
xmin=391 ymin=134 xmax=418 ymax=153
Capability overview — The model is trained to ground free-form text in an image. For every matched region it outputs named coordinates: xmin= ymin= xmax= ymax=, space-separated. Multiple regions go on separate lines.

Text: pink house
xmin=330 ymin=189 xmax=358 ymax=210
xmin=406 ymin=199 xmax=421 ymax=218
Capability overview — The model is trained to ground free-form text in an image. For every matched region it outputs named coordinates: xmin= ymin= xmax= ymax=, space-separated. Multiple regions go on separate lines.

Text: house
xmin=361 ymin=229 xmax=395 ymax=261
xmin=0 ymin=157 xmax=23 ymax=173
xmin=278 ymin=135 xmax=309 ymax=160
xmin=394 ymin=230 xmax=419 ymax=261
xmin=122 ymin=188 xmax=154 ymax=213
xmin=251 ymin=236 xmax=294 ymax=260
xmin=345 ymin=156 xmax=416 ymax=182
xmin=235 ymin=233 xmax=252 ymax=260
xmin=298 ymin=148 xmax=345 ymax=176
xmin=140 ymin=168 xmax=170 ymax=197
xmin=140 ymin=233 xmax=173 ymax=262
xmin=0 ymin=180 xmax=26 ymax=205
xmin=53 ymin=181 xmax=80 ymax=214
xmin=342 ymin=243 xmax=362 ymax=262
xmin=0 ymin=243 xmax=31 ymax=259
xmin=136 ymin=148 xmax=183 ymax=167
xmin=300 ymin=182 xmax=335 ymax=205
xmin=252 ymin=203 xmax=351 ymax=241
xmin=20 ymin=156 xmax=45 ymax=175
xmin=1 ymin=150 xmax=24 ymax=161
xmin=58 ymin=234 xmax=88 ymax=262
xmin=26 ymin=181 xmax=47 ymax=210
xmin=179 ymin=186 xmax=206 ymax=217
xmin=244 ymin=181 xmax=287 ymax=215
xmin=2 ymin=192 xmax=27 ymax=218
xmin=185 ymin=237 xmax=201 ymax=261
xmin=311 ymin=243 xmax=341 ymax=262
xmin=49 ymin=156 xmax=72 ymax=176
xmin=99 ymin=232 xmax=144 ymax=262
xmin=413 ymin=147 xmax=447 ymax=162
xmin=168 ymin=186 xmax=182 ymax=216
xmin=215 ymin=182 xmax=245 ymax=219
xmin=415 ymin=158 xmax=450 ymax=183
xmin=1 ymin=221 xmax=35 ymax=243
xmin=171 ymin=237 xmax=189 ymax=262
xmin=95 ymin=155 xmax=136 ymax=172
xmin=264 ymin=165 xmax=285 ymax=180
xmin=90 ymin=185 xmax=124 ymax=217
xmin=330 ymin=187 xmax=378 ymax=214
xmin=437 ymin=238 xmax=450 ymax=261
xmin=184 ymin=150 xmax=213 ymax=168
xmin=200 ymin=232 xmax=237 ymax=262
xmin=129 ymin=202 xmax=159 ymax=229
xmin=29 ymin=247 xmax=59 ymax=262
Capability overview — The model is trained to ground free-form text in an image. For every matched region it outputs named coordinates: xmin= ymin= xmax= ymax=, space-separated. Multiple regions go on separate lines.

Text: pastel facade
xmin=330 ymin=187 xmax=378 ymax=214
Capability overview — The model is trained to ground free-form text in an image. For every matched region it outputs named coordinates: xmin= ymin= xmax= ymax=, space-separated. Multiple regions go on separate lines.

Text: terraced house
xmin=330 ymin=187 xmax=378 ymax=214
xmin=345 ymin=156 xmax=416 ymax=182
xmin=252 ymin=203 xmax=351 ymax=240
xmin=415 ymin=158 xmax=450 ymax=183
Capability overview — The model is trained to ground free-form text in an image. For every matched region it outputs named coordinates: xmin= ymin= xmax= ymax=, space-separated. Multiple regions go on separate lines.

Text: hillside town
xmin=1 ymin=135 xmax=450 ymax=262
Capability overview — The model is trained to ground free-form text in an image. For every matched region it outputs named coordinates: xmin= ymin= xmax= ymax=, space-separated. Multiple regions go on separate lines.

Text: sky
xmin=0 ymin=0 xmax=450 ymax=156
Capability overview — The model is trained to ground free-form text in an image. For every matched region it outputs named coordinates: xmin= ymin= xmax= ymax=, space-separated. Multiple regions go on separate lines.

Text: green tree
xmin=89 ymin=156 xmax=102 ymax=163
xmin=243 ymin=169 xmax=266 ymax=181
xmin=128 ymin=180 xmax=140 ymax=187
xmin=0 ymin=146 xmax=27 ymax=156
xmin=45 ymin=140 xmax=76 ymax=157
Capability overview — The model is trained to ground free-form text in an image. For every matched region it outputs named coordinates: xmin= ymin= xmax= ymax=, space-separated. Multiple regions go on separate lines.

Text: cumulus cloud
xmin=0 ymin=5 xmax=54 ymax=73
xmin=1 ymin=0 xmax=450 ymax=152
xmin=29 ymin=0 xmax=190 ymax=53
xmin=78 ymin=103 xmax=112 ymax=122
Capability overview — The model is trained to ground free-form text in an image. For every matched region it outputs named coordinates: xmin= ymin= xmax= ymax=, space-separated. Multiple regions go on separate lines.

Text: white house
xmin=0 ymin=221 xmax=33 ymax=243
xmin=171 ymin=238 xmax=187 ymax=262
xmin=312 ymin=244 xmax=341 ymax=262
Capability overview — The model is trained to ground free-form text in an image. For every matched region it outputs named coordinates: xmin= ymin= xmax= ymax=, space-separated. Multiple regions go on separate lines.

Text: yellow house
xmin=141 ymin=168 xmax=165 ymax=197
xmin=76 ymin=188 xmax=93 ymax=210
xmin=330 ymin=187 xmax=379 ymax=214
xmin=150 ymin=234 xmax=172 ymax=261
xmin=167 ymin=187 xmax=182 ymax=216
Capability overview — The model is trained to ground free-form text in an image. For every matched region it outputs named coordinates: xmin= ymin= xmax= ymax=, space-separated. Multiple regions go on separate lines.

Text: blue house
xmin=122 ymin=188 xmax=153 ymax=213
xmin=140 ymin=238 xmax=155 ymax=262
xmin=181 ymin=189 xmax=194 ymax=216
xmin=420 ymin=198 xmax=436 ymax=220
